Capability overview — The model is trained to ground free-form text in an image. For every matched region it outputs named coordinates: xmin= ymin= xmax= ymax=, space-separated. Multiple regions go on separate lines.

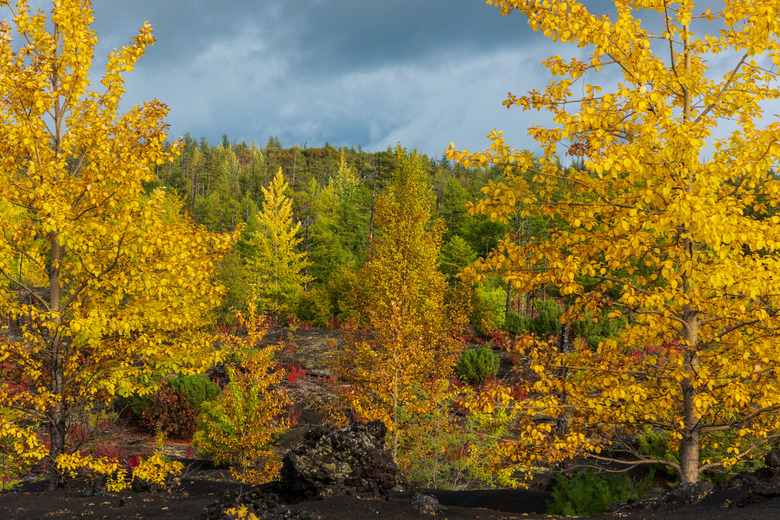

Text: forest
xmin=4 ymin=1 xmax=780 ymax=515
xmin=151 ymin=133 xmax=518 ymax=330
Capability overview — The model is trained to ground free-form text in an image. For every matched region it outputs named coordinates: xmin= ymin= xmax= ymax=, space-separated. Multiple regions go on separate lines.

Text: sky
xmin=71 ymin=0 xmax=582 ymax=158
xmin=11 ymin=1 xmax=769 ymax=160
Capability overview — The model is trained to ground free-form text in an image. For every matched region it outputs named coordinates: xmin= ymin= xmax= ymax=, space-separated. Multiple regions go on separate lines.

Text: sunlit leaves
xmin=0 ymin=0 xmax=234 ymax=475
xmin=327 ymin=147 xmax=468 ymax=462
xmin=449 ymin=0 xmax=780 ymax=483
xmin=245 ymin=168 xmax=310 ymax=317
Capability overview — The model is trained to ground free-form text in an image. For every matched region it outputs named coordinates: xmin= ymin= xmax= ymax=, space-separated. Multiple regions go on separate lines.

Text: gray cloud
xmin=81 ymin=0 xmax=546 ymax=155
xmin=10 ymin=1 xmax=770 ymax=160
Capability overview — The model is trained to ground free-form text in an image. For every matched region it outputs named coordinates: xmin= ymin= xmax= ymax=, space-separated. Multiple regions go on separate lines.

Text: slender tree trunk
xmin=48 ymin=26 xmax=69 ymax=477
xmin=505 ymin=281 xmax=512 ymax=323
xmin=304 ymin=218 xmax=310 ymax=290
xmin=678 ymin=24 xmax=701 ymax=485
xmin=368 ymin=168 xmax=378 ymax=244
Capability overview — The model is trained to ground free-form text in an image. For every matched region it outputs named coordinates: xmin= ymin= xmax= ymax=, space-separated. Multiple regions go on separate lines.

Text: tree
xmin=245 ymin=169 xmax=310 ymax=317
xmin=193 ymin=300 xmax=290 ymax=484
xmin=327 ymin=146 xmax=468 ymax=462
xmin=0 ymin=0 xmax=234 ymax=475
xmin=448 ymin=1 xmax=780 ymax=484
xmin=439 ymin=235 xmax=477 ymax=283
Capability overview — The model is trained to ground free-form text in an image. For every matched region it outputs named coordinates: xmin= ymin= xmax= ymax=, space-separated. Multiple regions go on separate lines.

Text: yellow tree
xmin=193 ymin=299 xmax=290 ymax=485
xmin=449 ymin=1 xmax=780 ymax=483
xmin=0 ymin=0 xmax=234 ymax=473
xmin=245 ymin=169 xmax=310 ymax=317
xmin=327 ymin=146 xmax=467 ymax=461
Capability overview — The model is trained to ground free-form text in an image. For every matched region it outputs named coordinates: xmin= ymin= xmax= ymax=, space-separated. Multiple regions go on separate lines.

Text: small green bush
xmin=504 ymin=311 xmax=532 ymax=336
xmin=456 ymin=347 xmax=500 ymax=385
xmin=547 ymin=468 xmax=655 ymax=516
xmin=571 ymin=313 xmax=626 ymax=346
xmin=168 ymin=373 xmax=222 ymax=411
xmin=530 ymin=298 xmax=563 ymax=337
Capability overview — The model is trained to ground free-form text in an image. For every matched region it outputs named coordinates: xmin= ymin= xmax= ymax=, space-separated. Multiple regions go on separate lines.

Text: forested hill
xmin=150 ymin=134 xmax=512 ymax=324
xmin=155 ymin=133 xmax=499 ymax=239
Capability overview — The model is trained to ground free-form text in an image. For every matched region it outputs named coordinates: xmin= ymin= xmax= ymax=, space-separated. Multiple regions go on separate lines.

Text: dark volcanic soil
xmin=3 ymin=471 xmax=780 ymax=520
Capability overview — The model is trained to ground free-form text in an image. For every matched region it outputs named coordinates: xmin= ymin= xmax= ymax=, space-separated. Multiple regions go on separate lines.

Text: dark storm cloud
xmin=11 ymin=1 xmax=613 ymax=156
xmin=77 ymin=0 xmax=553 ymax=155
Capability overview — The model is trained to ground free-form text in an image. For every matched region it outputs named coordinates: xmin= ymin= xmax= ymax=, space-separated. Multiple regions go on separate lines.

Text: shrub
xmin=397 ymin=380 xmax=518 ymax=489
xmin=504 ymin=311 xmax=532 ymax=336
xmin=127 ymin=373 xmax=221 ymax=439
xmin=455 ymin=347 xmax=500 ymax=385
xmin=530 ymin=298 xmax=562 ymax=337
xmin=140 ymin=381 xmax=197 ymax=439
xmin=547 ymin=468 xmax=655 ymax=516
xmin=571 ymin=313 xmax=626 ymax=348
xmin=167 ymin=373 xmax=222 ymax=411
xmin=193 ymin=301 xmax=291 ymax=484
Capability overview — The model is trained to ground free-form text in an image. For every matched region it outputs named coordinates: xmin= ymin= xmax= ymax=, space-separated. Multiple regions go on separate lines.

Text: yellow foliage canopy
xmin=0 ymin=0 xmax=234 ymax=470
xmin=328 ymin=147 xmax=468 ymax=462
xmin=449 ymin=0 xmax=780 ymax=483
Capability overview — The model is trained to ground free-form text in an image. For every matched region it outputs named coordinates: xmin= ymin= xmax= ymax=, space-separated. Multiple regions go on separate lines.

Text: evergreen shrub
xmin=455 ymin=347 xmax=500 ymax=385
xmin=530 ymin=298 xmax=563 ymax=337
xmin=504 ymin=311 xmax=532 ymax=336
xmin=547 ymin=468 xmax=655 ymax=516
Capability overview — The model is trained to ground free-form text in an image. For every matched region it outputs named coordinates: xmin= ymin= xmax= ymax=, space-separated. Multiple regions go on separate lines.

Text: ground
xmin=3 ymin=475 xmax=780 ymax=520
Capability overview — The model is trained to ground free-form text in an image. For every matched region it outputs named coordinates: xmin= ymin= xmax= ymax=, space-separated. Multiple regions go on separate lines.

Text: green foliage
xmin=295 ymin=287 xmax=332 ymax=327
xmin=637 ymin=429 xmax=771 ymax=484
xmin=637 ymin=429 xmax=678 ymax=477
xmin=530 ymin=298 xmax=563 ymax=337
xmin=472 ymin=283 xmax=506 ymax=334
xmin=295 ymin=267 xmax=361 ymax=328
xmin=193 ymin=305 xmax=290 ymax=484
xmin=455 ymin=347 xmax=500 ymax=385
xmin=547 ymin=468 xmax=655 ymax=516
xmin=440 ymin=235 xmax=478 ymax=283
xmin=504 ymin=311 xmax=532 ymax=336
xmin=168 ymin=374 xmax=222 ymax=411
xmin=571 ymin=315 xmax=626 ymax=347
xmin=246 ymin=169 xmax=311 ymax=318
xmin=215 ymin=250 xmax=252 ymax=322
xmin=266 ymin=135 xmax=283 ymax=149
xmin=397 ymin=382 xmax=516 ymax=489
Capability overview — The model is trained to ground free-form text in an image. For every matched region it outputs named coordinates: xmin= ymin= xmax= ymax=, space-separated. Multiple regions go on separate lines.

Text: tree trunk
xmin=679 ymin=382 xmax=701 ymax=483
xmin=48 ymin=232 xmax=68 ymax=482
xmin=679 ymin=306 xmax=701 ymax=483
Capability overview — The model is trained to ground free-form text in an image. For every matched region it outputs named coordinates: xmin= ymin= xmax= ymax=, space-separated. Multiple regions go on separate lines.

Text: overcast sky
xmin=13 ymin=1 xmax=766 ymax=160
xmin=67 ymin=0 xmax=585 ymax=158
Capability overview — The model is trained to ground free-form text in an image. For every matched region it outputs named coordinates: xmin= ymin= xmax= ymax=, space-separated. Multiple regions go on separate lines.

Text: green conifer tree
xmin=246 ymin=169 xmax=310 ymax=317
